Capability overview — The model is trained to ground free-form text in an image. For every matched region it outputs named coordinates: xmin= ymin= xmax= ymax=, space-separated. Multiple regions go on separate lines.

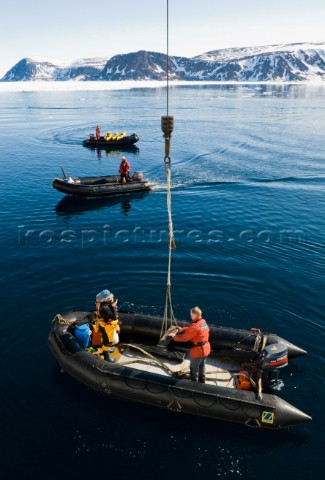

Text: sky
xmin=0 ymin=0 xmax=325 ymax=77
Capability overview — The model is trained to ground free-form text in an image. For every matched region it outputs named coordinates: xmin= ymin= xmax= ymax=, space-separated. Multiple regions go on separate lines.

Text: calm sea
xmin=0 ymin=83 xmax=324 ymax=479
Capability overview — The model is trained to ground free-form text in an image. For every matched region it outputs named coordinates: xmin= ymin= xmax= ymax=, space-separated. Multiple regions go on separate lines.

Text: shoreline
xmin=0 ymin=79 xmax=324 ymax=93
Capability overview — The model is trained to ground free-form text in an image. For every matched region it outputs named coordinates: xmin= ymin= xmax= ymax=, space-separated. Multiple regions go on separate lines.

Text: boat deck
xmin=115 ymin=344 xmax=238 ymax=388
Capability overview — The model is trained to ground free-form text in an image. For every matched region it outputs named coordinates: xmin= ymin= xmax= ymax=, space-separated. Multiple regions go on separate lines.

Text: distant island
xmin=2 ymin=43 xmax=325 ymax=82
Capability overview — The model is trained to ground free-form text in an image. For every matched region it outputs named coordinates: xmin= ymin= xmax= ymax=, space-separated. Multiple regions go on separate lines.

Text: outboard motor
xmin=133 ymin=171 xmax=143 ymax=182
xmin=254 ymin=342 xmax=288 ymax=390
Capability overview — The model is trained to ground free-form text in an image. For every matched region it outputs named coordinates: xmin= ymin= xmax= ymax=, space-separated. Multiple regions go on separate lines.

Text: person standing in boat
xmin=92 ymin=289 xmax=120 ymax=363
xmin=96 ymin=125 xmax=101 ymax=140
xmin=169 ymin=306 xmax=211 ymax=383
xmin=119 ymin=156 xmax=131 ymax=183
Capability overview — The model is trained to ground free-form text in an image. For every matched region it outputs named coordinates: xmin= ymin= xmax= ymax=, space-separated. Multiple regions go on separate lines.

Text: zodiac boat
xmin=48 ymin=309 xmax=311 ymax=430
xmin=83 ymin=133 xmax=139 ymax=149
xmin=52 ymin=172 xmax=151 ymax=197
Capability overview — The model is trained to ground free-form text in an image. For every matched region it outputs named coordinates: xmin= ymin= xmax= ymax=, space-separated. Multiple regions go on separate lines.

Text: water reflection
xmin=84 ymin=144 xmax=140 ymax=160
xmin=177 ymin=82 xmax=325 ymax=99
xmin=55 ymin=190 xmax=149 ymax=218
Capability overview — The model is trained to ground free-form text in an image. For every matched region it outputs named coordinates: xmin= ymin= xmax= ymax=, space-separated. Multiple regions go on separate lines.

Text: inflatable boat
xmin=83 ymin=133 xmax=139 ymax=149
xmin=52 ymin=172 xmax=151 ymax=197
xmin=48 ymin=310 xmax=311 ymax=429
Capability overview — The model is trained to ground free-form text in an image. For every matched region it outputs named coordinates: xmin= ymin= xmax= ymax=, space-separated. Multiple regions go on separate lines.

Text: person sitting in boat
xmin=169 ymin=306 xmax=211 ymax=383
xmin=96 ymin=125 xmax=101 ymax=140
xmin=91 ymin=289 xmax=120 ymax=363
xmin=119 ymin=157 xmax=131 ymax=184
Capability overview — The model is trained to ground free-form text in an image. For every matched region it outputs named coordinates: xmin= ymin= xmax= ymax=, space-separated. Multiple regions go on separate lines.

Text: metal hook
xmin=164 ymin=156 xmax=172 ymax=171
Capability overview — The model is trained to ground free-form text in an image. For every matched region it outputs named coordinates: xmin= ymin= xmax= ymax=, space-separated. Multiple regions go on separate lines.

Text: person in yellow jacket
xmin=92 ymin=289 xmax=120 ymax=363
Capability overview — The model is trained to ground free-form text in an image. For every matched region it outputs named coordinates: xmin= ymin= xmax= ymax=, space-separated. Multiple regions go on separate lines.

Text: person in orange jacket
xmin=169 ymin=306 xmax=211 ymax=383
xmin=96 ymin=125 xmax=101 ymax=140
xmin=119 ymin=156 xmax=131 ymax=183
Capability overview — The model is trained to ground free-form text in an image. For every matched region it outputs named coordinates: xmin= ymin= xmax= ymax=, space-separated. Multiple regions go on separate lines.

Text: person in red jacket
xmin=170 ymin=306 xmax=211 ymax=383
xmin=96 ymin=125 xmax=101 ymax=140
xmin=119 ymin=156 xmax=131 ymax=183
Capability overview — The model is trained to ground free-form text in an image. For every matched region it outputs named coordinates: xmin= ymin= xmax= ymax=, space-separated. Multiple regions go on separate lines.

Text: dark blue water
xmin=0 ymin=83 xmax=324 ymax=479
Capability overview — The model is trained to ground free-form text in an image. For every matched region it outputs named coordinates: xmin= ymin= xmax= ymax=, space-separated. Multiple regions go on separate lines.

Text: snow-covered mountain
xmin=193 ymin=43 xmax=325 ymax=81
xmin=2 ymin=43 xmax=325 ymax=82
xmin=1 ymin=57 xmax=107 ymax=81
xmin=100 ymin=51 xmax=172 ymax=80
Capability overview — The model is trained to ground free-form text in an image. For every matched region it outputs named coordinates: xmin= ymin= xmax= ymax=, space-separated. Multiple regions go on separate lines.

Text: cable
xmin=167 ymin=0 xmax=169 ymax=116
xmin=161 ymin=0 xmax=177 ymax=338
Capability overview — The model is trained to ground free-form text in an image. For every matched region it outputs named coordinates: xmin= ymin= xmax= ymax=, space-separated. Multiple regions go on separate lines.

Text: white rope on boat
xmin=161 ymin=163 xmax=178 ymax=339
xmin=160 ymin=0 xmax=178 ymax=340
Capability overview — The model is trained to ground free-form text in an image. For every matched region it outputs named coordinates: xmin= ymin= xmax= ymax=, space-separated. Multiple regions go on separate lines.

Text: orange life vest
xmin=236 ymin=370 xmax=252 ymax=390
xmin=173 ymin=317 xmax=211 ymax=358
xmin=119 ymin=160 xmax=130 ymax=174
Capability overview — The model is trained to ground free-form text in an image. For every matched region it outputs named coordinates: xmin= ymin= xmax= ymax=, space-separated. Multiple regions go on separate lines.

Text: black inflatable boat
xmin=52 ymin=173 xmax=151 ymax=197
xmin=83 ymin=133 xmax=139 ymax=149
xmin=48 ymin=310 xmax=311 ymax=429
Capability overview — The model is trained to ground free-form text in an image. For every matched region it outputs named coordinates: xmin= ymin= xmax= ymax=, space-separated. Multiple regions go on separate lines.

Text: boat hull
xmin=48 ymin=310 xmax=311 ymax=429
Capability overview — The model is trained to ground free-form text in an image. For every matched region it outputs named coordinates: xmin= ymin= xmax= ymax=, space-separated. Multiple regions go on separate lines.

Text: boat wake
xmin=248 ymin=175 xmax=325 ymax=184
xmin=34 ymin=124 xmax=99 ymax=146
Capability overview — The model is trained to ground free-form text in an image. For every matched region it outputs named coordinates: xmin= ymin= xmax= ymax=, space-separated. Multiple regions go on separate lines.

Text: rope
xmin=119 ymin=343 xmax=177 ymax=376
xmin=160 ymin=0 xmax=177 ymax=339
xmin=55 ymin=314 xmax=72 ymax=326
xmin=161 ymin=153 xmax=177 ymax=339
xmin=166 ymin=0 xmax=170 ymax=116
